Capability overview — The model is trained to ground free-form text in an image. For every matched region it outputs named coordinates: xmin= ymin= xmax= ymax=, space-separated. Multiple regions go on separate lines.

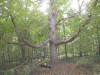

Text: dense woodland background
xmin=0 ymin=0 xmax=100 ymax=75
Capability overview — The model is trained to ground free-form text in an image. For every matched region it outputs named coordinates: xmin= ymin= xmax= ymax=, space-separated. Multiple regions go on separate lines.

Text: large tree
xmin=3 ymin=0 xmax=98 ymax=65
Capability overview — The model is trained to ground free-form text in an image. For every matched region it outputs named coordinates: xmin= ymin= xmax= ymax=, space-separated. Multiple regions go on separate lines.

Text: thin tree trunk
xmin=7 ymin=45 xmax=10 ymax=64
xmin=21 ymin=46 xmax=25 ymax=62
xmin=79 ymin=35 xmax=82 ymax=57
xmin=69 ymin=23 xmax=74 ymax=56
xmin=98 ymin=41 xmax=100 ymax=55
xmin=63 ymin=21 xmax=67 ymax=59
xmin=19 ymin=30 xmax=27 ymax=62
xmin=96 ymin=26 xmax=100 ymax=55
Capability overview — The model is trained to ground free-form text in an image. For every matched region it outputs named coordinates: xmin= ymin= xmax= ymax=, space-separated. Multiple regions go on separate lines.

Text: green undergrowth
xmin=76 ymin=55 xmax=100 ymax=75
xmin=61 ymin=55 xmax=100 ymax=75
xmin=0 ymin=63 xmax=48 ymax=75
xmin=76 ymin=55 xmax=100 ymax=67
xmin=1 ymin=56 xmax=100 ymax=75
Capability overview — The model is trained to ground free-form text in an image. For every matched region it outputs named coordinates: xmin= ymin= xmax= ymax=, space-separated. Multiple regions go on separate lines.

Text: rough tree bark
xmin=48 ymin=0 xmax=58 ymax=64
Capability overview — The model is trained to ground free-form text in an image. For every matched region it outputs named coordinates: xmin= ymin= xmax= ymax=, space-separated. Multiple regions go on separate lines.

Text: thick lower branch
xmin=23 ymin=39 xmax=49 ymax=48
xmin=7 ymin=41 xmax=26 ymax=46
xmin=57 ymin=15 xmax=91 ymax=45
xmin=57 ymin=29 xmax=81 ymax=45
xmin=7 ymin=39 xmax=49 ymax=48
xmin=9 ymin=14 xmax=49 ymax=48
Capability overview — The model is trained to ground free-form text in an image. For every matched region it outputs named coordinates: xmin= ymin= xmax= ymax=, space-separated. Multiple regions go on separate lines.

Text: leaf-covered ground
xmin=38 ymin=62 xmax=93 ymax=75
xmin=0 ymin=56 xmax=100 ymax=75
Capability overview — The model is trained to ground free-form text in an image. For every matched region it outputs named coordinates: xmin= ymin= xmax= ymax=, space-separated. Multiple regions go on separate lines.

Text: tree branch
xmin=57 ymin=0 xmax=97 ymax=46
xmin=6 ymin=41 xmax=26 ymax=46
xmin=56 ymin=12 xmax=79 ymax=25
xmin=56 ymin=15 xmax=76 ymax=25
xmin=94 ymin=0 xmax=98 ymax=7
xmin=80 ymin=0 xmax=85 ymax=8
xmin=23 ymin=39 xmax=49 ymax=48
xmin=8 ymin=14 xmax=49 ymax=48
xmin=6 ymin=39 xmax=49 ymax=48
xmin=10 ymin=14 xmax=19 ymax=36
xmin=56 ymin=0 xmax=86 ymax=26
xmin=57 ymin=15 xmax=91 ymax=45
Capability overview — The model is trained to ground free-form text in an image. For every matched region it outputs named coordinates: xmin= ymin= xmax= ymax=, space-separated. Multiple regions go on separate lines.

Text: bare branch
xmin=94 ymin=0 xmax=98 ymax=7
xmin=80 ymin=0 xmax=85 ymax=8
xmin=23 ymin=39 xmax=49 ymax=48
xmin=10 ymin=14 xmax=19 ymax=36
xmin=6 ymin=41 xmax=26 ymax=46
xmin=77 ymin=0 xmax=81 ymax=13
xmin=56 ymin=0 xmax=85 ymax=25
xmin=57 ymin=16 xmax=91 ymax=45
xmin=6 ymin=39 xmax=49 ymax=48
xmin=77 ymin=0 xmax=84 ymax=14
xmin=56 ymin=14 xmax=77 ymax=25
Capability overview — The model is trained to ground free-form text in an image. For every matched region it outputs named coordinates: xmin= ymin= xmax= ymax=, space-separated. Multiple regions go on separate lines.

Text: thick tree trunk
xmin=49 ymin=17 xmax=58 ymax=64
xmin=50 ymin=42 xmax=58 ymax=64
xmin=48 ymin=1 xmax=58 ymax=64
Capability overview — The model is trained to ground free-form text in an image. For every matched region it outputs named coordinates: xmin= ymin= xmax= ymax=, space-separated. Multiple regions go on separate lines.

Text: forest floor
xmin=34 ymin=56 xmax=100 ymax=75
xmin=34 ymin=62 xmax=94 ymax=75
xmin=0 ymin=56 xmax=100 ymax=75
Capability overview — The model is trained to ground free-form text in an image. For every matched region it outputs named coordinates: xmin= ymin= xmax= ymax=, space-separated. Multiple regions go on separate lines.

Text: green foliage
xmin=0 ymin=0 xmax=100 ymax=74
